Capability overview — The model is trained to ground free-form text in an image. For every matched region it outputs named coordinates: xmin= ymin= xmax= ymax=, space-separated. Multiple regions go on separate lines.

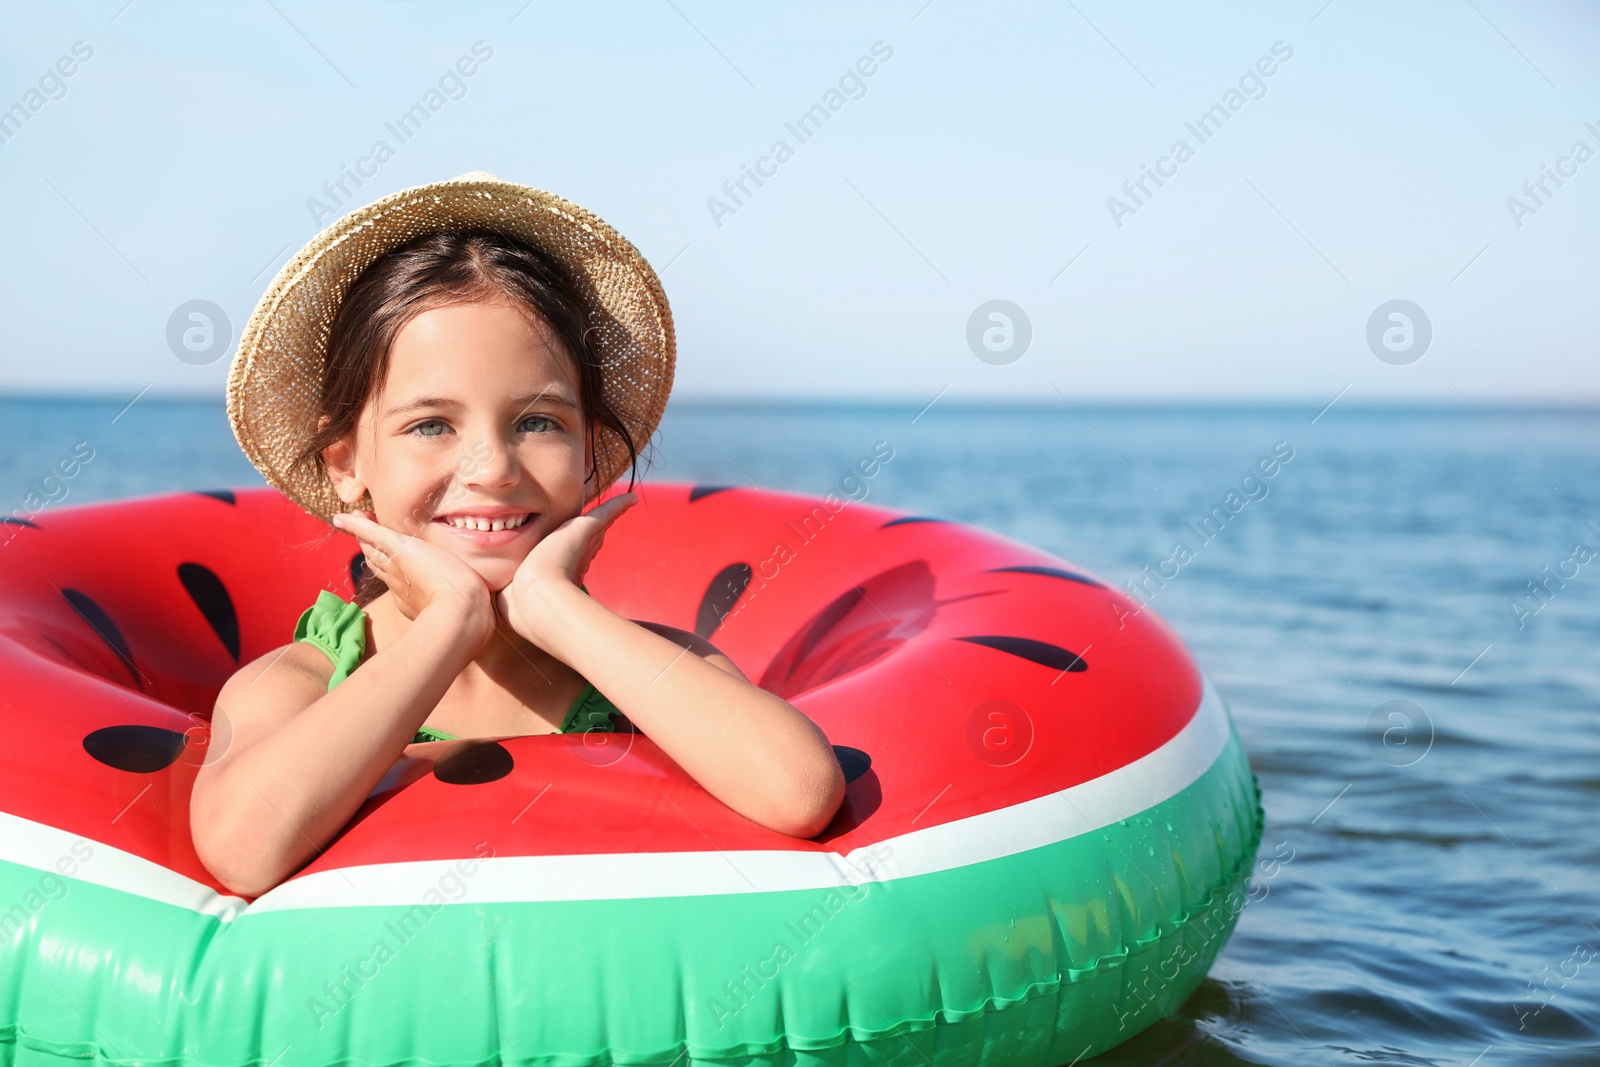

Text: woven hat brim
xmin=227 ymin=174 xmax=675 ymax=524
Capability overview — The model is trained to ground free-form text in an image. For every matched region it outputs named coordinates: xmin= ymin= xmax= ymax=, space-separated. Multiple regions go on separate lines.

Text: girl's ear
xmin=318 ymin=415 xmax=366 ymax=506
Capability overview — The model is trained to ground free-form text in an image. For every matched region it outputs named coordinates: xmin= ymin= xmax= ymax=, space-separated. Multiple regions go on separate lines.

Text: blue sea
xmin=3 ymin=396 xmax=1597 ymax=1066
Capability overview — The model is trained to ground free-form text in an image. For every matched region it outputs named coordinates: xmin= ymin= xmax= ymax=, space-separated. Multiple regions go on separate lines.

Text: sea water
xmin=1 ymin=396 xmax=1595 ymax=1066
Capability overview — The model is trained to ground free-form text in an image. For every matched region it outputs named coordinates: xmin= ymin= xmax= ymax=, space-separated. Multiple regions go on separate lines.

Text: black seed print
xmin=193 ymin=490 xmax=237 ymax=505
xmin=833 ymin=746 xmax=872 ymax=784
xmin=60 ymin=588 xmax=140 ymax=687
xmin=2 ymin=517 xmax=37 ymax=528
xmin=83 ymin=725 xmax=187 ymax=773
xmin=688 ymin=485 xmax=734 ymax=503
xmin=696 ymin=563 xmax=753 ymax=638
xmin=349 ymin=552 xmax=370 ymax=592
xmin=987 ymin=564 xmax=1103 ymax=588
xmin=880 ymin=516 xmax=944 ymax=528
xmin=757 ymin=560 xmax=942 ymax=699
xmin=955 ymin=635 xmax=1088 ymax=673
xmin=178 ymin=562 xmax=240 ymax=662
xmin=433 ymin=741 xmax=514 ymax=785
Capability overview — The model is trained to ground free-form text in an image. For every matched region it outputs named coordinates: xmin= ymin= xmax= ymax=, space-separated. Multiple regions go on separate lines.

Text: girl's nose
xmin=461 ymin=433 xmax=519 ymax=490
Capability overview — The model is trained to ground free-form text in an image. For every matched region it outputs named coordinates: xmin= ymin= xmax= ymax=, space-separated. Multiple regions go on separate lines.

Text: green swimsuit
xmin=292 ymin=589 xmax=620 ymax=743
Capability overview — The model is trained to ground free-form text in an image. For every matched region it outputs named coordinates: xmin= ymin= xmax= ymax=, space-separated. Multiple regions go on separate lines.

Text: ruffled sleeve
xmin=560 ymin=682 xmax=619 ymax=734
xmin=292 ymin=590 xmax=368 ymax=690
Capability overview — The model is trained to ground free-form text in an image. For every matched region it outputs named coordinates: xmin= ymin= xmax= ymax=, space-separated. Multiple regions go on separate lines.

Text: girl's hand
xmin=331 ymin=511 xmax=496 ymax=646
xmin=496 ymin=492 xmax=637 ymax=647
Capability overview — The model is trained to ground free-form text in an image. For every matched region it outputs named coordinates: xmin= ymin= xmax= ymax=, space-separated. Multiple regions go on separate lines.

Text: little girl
xmin=190 ymin=173 xmax=846 ymax=898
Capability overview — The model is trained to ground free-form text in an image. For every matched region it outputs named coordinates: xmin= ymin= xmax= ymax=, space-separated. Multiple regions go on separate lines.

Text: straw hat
xmin=226 ymin=170 xmax=676 ymax=524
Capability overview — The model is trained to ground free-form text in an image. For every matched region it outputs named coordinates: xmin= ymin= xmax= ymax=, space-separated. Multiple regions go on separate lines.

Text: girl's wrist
xmin=507 ymin=574 xmax=587 ymax=652
xmin=418 ymin=592 xmax=495 ymax=651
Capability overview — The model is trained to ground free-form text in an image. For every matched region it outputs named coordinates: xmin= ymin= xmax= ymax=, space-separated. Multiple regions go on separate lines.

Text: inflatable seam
xmin=0 ymin=763 xmax=1264 ymax=1067
xmin=665 ymin=758 xmax=1267 ymax=1063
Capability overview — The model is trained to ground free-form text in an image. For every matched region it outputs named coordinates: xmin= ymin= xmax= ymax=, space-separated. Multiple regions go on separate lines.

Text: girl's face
xmin=323 ymin=297 xmax=590 ymax=592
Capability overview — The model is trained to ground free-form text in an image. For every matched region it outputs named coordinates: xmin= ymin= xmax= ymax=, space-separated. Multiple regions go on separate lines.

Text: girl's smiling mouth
xmin=432 ymin=508 xmax=539 ymax=547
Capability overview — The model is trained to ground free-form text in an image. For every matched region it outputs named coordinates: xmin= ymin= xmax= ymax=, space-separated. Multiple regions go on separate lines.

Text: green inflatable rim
xmin=1 ymin=685 xmax=1263 ymax=1067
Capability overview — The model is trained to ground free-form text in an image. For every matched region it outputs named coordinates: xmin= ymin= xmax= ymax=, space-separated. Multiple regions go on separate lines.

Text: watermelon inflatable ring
xmin=0 ymin=482 xmax=1262 ymax=1066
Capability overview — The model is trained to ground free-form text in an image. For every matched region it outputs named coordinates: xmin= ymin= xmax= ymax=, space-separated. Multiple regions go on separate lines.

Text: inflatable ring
xmin=0 ymin=483 xmax=1263 ymax=1066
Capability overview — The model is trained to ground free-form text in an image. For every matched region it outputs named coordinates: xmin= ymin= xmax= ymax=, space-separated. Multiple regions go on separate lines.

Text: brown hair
xmin=291 ymin=229 xmax=642 ymax=605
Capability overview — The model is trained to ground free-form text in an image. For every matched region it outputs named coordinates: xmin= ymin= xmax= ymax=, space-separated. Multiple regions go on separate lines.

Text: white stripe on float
xmin=0 ymin=675 xmax=1235 ymax=922
xmin=0 ymin=812 xmax=248 ymax=923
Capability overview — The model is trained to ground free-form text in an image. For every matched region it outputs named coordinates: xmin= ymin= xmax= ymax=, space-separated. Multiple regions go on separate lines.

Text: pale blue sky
xmin=1 ymin=0 xmax=1596 ymax=403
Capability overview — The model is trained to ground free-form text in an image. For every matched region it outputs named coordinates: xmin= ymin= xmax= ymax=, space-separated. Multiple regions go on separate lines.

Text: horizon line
xmin=1 ymin=389 xmax=1596 ymax=413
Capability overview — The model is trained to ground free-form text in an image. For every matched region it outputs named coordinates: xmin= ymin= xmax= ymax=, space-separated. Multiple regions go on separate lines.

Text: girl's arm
xmin=632 ymin=620 xmax=748 ymax=680
xmin=191 ymin=597 xmax=489 ymax=897
xmin=499 ymin=495 xmax=847 ymax=839
xmin=191 ymin=535 xmax=496 ymax=898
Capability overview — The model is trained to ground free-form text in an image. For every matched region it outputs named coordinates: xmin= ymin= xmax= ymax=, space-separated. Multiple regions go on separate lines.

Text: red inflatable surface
xmin=0 ymin=483 xmax=1200 ymax=899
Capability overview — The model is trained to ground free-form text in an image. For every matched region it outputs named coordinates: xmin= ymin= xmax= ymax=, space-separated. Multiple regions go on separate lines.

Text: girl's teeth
xmin=446 ymin=514 xmax=528 ymax=531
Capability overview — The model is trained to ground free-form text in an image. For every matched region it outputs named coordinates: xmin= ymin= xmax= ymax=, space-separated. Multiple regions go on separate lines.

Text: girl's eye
xmin=406 ymin=415 xmax=559 ymax=436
